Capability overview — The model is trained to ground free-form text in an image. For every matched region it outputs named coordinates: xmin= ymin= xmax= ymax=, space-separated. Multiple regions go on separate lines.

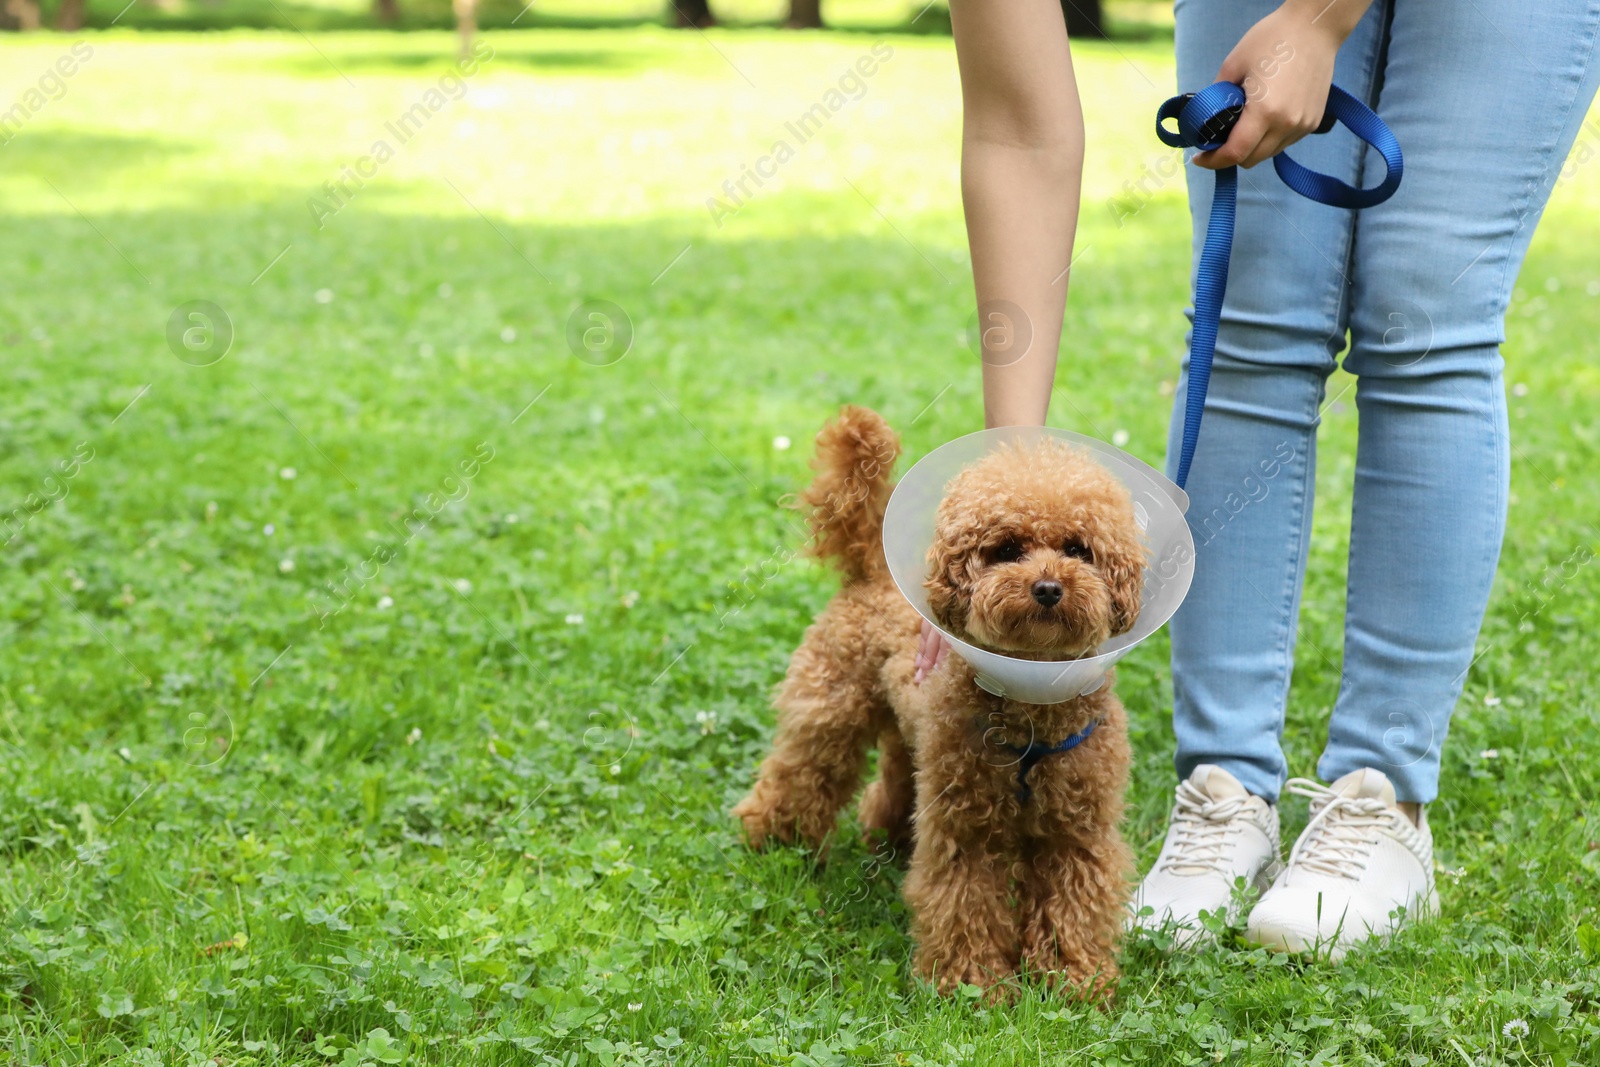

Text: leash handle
xmin=1156 ymin=82 xmax=1404 ymax=488
xmin=1274 ymin=86 xmax=1404 ymax=208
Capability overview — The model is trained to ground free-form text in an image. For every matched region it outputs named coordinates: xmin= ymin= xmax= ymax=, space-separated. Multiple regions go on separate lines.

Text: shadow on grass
xmin=263 ymin=41 xmax=704 ymax=77
xmin=0 ymin=130 xmax=199 ymax=180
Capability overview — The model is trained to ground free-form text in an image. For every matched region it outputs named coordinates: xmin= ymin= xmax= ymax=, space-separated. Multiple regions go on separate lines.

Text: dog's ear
xmin=1101 ymin=535 xmax=1147 ymax=636
xmin=923 ymin=528 xmax=974 ymax=637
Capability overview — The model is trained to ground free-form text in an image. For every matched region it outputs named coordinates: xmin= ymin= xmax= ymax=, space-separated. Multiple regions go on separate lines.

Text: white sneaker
xmin=1131 ymin=765 xmax=1281 ymax=944
xmin=1246 ymin=768 xmax=1438 ymax=960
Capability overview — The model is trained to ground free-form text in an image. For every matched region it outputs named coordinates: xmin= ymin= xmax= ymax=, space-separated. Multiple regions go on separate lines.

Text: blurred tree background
xmin=0 ymin=0 xmax=1171 ymax=38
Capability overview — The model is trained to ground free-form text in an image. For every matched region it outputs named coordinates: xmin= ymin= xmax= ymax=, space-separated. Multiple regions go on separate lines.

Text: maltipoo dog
xmin=733 ymin=406 xmax=1148 ymax=1001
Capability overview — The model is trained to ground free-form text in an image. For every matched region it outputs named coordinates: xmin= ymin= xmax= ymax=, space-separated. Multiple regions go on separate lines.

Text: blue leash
xmin=1156 ymin=82 xmax=1404 ymax=489
xmin=1003 ymin=718 xmax=1099 ymax=804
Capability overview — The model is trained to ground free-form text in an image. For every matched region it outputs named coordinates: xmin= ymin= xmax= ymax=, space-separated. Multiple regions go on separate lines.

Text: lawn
xmin=1 ymin=21 xmax=1599 ymax=1067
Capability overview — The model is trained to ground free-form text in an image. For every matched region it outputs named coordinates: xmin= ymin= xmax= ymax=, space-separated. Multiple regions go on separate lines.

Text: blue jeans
xmin=1168 ymin=0 xmax=1600 ymax=803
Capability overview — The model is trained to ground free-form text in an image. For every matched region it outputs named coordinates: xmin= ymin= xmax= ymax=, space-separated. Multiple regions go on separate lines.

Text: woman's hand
xmin=1194 ymin=0 xmax=1374 ymax=171
xmin=913 ymin=617 xmax=949 ymax=685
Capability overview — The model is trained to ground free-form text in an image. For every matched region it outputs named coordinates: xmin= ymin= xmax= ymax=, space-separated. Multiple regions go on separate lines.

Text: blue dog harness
xmin=1003 ymin=718 xmax=1099 ymax=803
xmin=1156 ymin=82 xmax=1404 ymax=489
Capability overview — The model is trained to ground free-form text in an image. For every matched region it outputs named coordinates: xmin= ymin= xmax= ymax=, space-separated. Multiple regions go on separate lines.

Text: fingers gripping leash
xmin=1155 ymin=82 xmax=1404 ymax=489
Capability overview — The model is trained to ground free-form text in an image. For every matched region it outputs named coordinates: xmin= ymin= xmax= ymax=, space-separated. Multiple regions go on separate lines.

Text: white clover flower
xmin=377 ymin=595 xmax=395 ymax=610
xmin=453 ymin=579 xmax=473 ymax=595
xmin=695 ymin=710 xmax=718 ymax=735
xmin=405 ymin=727 xmax=422 ymax=746
xmin=1503 ymin=1019 xmax=1530 ymax=1039
xmin=500 ymin=327 xmax=517 ymax=343
xmin=621 ymin=590 xmax=640 ymax=609
xmin=565 ymin=613 xmax=584 ymax=625
xmin=1484 ymin=694 xmax=1502 ymax=706
xmin=1481 ymin=749 xmax=1500 ymax=760
xmin=773 ymin=435 xmax=792 ymax=451
xmin=279 ymin=467 xmax=297 ymax=480
xmin=263 ymin=523 xmax=275 ymax=536
xmin=627 ymin=1003 xmax=642 ymax=1012
xmin=278 ymin=559 xmax=295 ymax=573
xmin=1111 ymin=429 xmax=1130 ymax=447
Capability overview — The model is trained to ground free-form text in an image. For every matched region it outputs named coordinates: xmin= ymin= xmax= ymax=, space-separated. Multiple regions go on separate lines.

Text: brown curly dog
xmin=732 ymin=405 xmax=1148 ymax=1002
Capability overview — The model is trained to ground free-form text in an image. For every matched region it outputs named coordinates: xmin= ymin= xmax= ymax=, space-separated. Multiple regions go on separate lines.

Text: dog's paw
xmin=730 ymin=794 xmax=792 ymax=850
xmin=732 ymin=786 xmax=840 ymax=853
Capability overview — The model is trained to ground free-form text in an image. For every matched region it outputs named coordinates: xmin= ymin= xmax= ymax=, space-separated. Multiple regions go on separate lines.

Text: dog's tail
xmin=798 ymin=405 xmax=901 ymax=584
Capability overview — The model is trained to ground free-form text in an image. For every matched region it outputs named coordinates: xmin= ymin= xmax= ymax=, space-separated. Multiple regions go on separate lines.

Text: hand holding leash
xmin=1155 ymin=80 xmax=1403 ymax=488
xmin=1193 ymin=2 xmax=1349 ymax=170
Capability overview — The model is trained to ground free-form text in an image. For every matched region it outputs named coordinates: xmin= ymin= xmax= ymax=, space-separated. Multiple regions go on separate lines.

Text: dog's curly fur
xmin=732 ymin=406 xmax=1148 ymax=1001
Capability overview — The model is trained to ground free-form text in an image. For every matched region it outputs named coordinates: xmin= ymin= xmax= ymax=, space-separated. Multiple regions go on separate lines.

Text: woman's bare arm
xmin=916 ymin=0 xmax=1083 ymax=684
xmin=951 ymin=0 xmax=1084 ymax=429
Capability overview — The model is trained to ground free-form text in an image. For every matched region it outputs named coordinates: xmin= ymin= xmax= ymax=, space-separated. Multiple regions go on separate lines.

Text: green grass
xmin=1 ymin=24 xmax=1599 ymax=1066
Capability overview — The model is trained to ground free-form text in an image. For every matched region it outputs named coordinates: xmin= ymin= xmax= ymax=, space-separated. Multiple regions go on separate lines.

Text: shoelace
xmin=1283 ymin=777 xmax=1397 ymax=879
xmin=1158 ymin=779 xmax=1254 ymax=875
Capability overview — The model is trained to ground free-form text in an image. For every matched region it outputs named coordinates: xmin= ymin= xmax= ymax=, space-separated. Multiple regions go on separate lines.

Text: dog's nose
xmin=1031 ymin=579 xmax=1063 ymax=607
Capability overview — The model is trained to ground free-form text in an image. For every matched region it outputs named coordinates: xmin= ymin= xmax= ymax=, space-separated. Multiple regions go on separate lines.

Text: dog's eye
xmin=986 ymin=539 xmax=1024 ymax=564
xmin=1062 ymin=539 xmax=1094 ymax=562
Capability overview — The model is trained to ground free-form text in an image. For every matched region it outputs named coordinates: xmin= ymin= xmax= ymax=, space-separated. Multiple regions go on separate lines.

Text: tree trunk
xmin=1061 ymin=0 xmax=1104 ymax=38
xmin=671 ymin=0 xmax=712 ymax=27
xmin=786 ymin=0 xmax=821 ymax=28
xmin=54 ymin=0 xmax=84 ymax=29
xmin=453 ymin=0 xmax=476 ymax=59
xmin=1 ymin=0 xmax=42 ymax=30
xmin=373 ymin=0 xmax=399 ymax=23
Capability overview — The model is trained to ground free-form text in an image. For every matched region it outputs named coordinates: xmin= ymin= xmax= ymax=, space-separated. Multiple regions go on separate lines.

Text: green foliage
xmin=0 ymin=25 xmax=1597 ymax=1065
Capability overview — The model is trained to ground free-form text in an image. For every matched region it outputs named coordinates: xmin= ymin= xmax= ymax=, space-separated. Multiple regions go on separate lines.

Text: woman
xmin=917 ymin=0 xmax=1600 ymax=955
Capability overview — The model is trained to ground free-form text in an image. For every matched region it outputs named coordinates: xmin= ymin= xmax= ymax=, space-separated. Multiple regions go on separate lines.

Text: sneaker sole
xmin=1247 ymin=880 xmax=1440 ymax=961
